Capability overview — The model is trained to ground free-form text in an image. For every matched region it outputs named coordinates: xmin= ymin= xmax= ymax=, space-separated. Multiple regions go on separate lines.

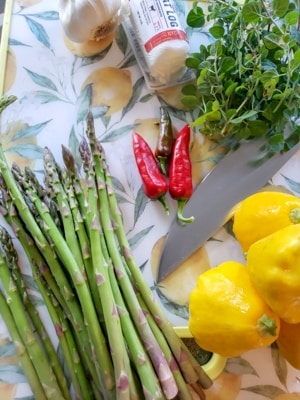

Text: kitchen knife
xmin=157 ymin=139 xmax=300 ymax=282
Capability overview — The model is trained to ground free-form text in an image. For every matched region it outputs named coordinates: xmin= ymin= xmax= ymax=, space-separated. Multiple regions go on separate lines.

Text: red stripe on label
xmin=144 ymin=30 xmax=188 ymax=53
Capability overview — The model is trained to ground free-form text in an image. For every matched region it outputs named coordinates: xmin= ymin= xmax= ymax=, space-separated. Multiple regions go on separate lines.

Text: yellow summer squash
xmin=232 ymin=191 xmax=300 ymax=251
xmin=247 ymin=224 xmax=300 ymax=324
xmin=188 ymin=261 xmax=280 ymax=357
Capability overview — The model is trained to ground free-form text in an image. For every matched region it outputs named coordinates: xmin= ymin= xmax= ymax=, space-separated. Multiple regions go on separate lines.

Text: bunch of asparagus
xmin=0 ymin=98 xmax=212 ymax=400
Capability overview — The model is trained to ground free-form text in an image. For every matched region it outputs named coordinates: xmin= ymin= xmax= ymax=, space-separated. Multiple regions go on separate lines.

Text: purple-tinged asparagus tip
xmin=61 ymin=144 xmax=76 ymax=174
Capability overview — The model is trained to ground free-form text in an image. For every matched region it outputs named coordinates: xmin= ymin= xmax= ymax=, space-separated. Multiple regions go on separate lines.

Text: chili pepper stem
xmin=158 ymin=194 xmax=170 ymax=215
xmin=176 ymin=200 xmax=194 ymax=224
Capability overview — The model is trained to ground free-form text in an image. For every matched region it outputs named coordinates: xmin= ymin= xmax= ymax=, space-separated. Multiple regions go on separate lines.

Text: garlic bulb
xmin=58 ymin=0 xmax=123 ymax=43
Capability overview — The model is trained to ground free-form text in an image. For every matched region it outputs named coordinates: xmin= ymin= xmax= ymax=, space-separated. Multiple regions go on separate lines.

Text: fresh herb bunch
xmin=183 ymin=0 xmax=300 ymax=154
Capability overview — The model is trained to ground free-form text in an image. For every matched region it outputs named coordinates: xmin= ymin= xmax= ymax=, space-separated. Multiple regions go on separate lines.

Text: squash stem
xmin=257 ymin=314 xmax=278 ymax=338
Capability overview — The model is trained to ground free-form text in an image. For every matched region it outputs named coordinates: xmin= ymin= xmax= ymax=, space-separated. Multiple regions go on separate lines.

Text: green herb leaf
xmin=273 ymin=0 xmax=289 ymax=18
xmin=184 ymin=0 xmax=300 ymax=154
xmin=242 ymin=2 xmax=262 ymax=23
xmin=285 ymin=10 xmax=300 ymax=25
xmin=209 ymin=25 xmax=225 ymax=39
xmin=186 ymin=6 xmax=205 ymax=28
xmin=219 ymin=57 xmax=236 ymax=73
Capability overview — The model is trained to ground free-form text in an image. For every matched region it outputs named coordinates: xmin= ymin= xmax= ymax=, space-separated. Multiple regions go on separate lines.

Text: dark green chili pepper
xmin=155 ymin=107 xmax=174 ymax=175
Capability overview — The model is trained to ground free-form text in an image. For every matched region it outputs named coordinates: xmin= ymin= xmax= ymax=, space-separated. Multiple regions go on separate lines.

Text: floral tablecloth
xmin=0 ymin=1 xmax=300 ymax=399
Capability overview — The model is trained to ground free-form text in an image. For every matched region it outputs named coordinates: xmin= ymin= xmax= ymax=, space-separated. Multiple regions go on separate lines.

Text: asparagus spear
xmin=80 ymin=138 xmax=136 ymax=400
xmin=57 ymin=151 xmax=103 ymax=320
xmin=0 ymin=291 xmax=48 ymax=400
xmin=0 ymin=207 xmax=93 ymax=400
xmin=84 ymin=115 xmax=179 ymax=400
xmin=0 ymin=95 xmax=17 ymax=114
xmin=0 ymin=151 xmax=114 ymax=397
xmin=137 ymin=294 xmax=194 ymax=400
xmin=61 ymin=144 xmax=88 ymax=230
xmin=0 ymin=242 xmax=65 ymax=399
xmin=0 ymin=226 xmax=71 ymax=400
xmin=21 ymin=181 xmax=114 ymax=395
xmin=4 ymin=165 xmax=102 ymax=392
xmin=98 ymin=230 xmax=165 ymax=400
xmin=63 ymin=141 xmax=166 ymax=399
xmin=43 ymin=148 xmax=86 ymax=275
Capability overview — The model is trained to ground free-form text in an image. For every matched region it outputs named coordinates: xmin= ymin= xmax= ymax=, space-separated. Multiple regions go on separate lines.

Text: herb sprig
xmin=183 ymin=0 xmax=300 ymax=154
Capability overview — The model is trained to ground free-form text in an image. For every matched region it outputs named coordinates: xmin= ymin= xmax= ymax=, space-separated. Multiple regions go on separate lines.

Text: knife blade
xmin=157 ymin=140 xmax=300 ymax=282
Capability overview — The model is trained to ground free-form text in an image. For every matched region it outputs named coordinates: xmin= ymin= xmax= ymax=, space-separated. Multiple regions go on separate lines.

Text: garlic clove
xmin=58 ymin=0 xmax=123 ymax=43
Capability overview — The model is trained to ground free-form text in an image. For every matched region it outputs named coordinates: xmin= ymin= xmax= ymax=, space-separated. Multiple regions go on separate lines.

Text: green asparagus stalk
xmin=137 ymin=294 xmax=201 ymax=400
xmin=63 ymin=146 xmax=163 ymax=398
xmin=0 ymin=95 xmax=17 ymax=114
xmin=0 ymin=226 xmax=71 ymax=400
xmin=1 ymin=162 xmax=108 ymax=399
xmin=43 ymin=148 xmax=86 ymax=275
xmin=0 ymin=207 xmax=93 ymax=400
xmin=98 ymin=231 xmax=165 ymax=400
xmin=0 ymin=291 xmax=48 ymax=400
xmin=58 ymin=153 xmax=103 ymax=320
xmin=80 ymin=138 xmax=136 ymax=400
xmin=13 ymin=165 xmax=115 ymax=396
xmin=61 ymin=144 xmax=88 ymax=228
xmin=1 ymin=168 xmax=102 ymax=393
xmin=0 ymin=153 xmax=113 ymax=396
xmin=0 ymin=245 xmax=65 ymax=399
xmin=24 ymin=166 xmax=63 ymax=234
xmin=47 ymin=288 xmax=94 ymax=400
xmin=84 ymin=114 xmax=179 ymax=400
xmin=31 ymin=265 xmax=93 ymax=400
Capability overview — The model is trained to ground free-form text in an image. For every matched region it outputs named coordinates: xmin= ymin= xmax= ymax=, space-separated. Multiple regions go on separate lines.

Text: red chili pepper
xmin=132 ymin=132 xmax=169 ymax=214
xmin=169 ymin=124 xmax=194 ymax=224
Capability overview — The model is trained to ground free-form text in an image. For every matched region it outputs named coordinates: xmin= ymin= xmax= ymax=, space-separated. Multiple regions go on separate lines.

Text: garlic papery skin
xmin=58 ymin=0 xmax=123 ymax=43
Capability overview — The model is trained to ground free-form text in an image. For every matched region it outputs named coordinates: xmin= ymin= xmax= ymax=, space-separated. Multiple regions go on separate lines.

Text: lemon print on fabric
xmin=0 ymin=383 xmax=17 ymax=400
xmin=134 ymin=117 xmax=171 ymax=153
xmin=204 ymin=372 xmax=242 ymax=400
xmin=82 ymin=67 xmax=132 ymax=116
xmin=189 ymin=134 xmax=226 ymax=187
xmin=151 ymin=235 xmax=210 ymax=308
xmin=1 ymin=121 xmax=38 ymax=169
xmin=3 ymin=49 xmax=17 ymax=94
xmin=156 ymin=81 xmax=194 ymax=111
